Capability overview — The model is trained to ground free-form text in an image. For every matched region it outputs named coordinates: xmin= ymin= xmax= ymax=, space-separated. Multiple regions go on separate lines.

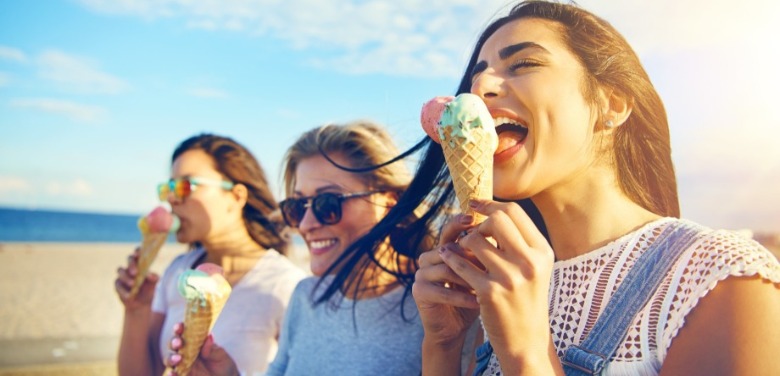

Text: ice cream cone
xmin=128 ymin=206 xmax=179 ymax=298
xmin=128 ymin=232 xmax=168 ymax=297
xmin=174 ymin=265 xmax=231 ymax=376
xmin=440 ymin=128 xmax=495 ymax=223
xmin=436 ymin=94 xmax=497 ymax=223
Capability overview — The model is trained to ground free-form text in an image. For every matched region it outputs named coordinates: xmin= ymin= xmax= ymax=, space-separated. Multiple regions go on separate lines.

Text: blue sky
xmin=1 ymin=0 xmax=779 ymax=232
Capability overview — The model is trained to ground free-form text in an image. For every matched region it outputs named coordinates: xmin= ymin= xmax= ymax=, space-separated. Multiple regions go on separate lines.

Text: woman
xmin=356 ymin=1 xmax=780 ymax=375
xmin=169 ymin=121 xmax=435 ymax=375
xmin=114 ymin=133 xmax=307 ymax=375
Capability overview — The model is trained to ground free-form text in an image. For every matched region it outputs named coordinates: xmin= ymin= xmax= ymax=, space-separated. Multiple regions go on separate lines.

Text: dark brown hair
xmin=462 ymin=0 xmax=679 ymax=216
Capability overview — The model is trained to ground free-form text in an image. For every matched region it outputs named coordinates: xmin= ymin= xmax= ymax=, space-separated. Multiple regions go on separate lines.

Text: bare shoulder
xmin=661 ymin=275 xmax=780 ymax=376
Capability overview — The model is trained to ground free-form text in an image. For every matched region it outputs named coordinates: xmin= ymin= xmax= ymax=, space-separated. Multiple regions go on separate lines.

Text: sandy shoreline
xmin=0 ymin=242 xmax=188 ymax=372
xmin=0 ymin=241 xmax=310 ymax=374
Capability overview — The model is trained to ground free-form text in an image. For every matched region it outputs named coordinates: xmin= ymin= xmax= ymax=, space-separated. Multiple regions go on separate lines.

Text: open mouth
xmin=494 ymin=117 xmax=528 ymax=155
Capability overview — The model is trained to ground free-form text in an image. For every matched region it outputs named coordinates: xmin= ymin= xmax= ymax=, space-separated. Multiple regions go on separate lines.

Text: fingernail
xmin=171 ymin=354 xmax=181 ymax=364
xmin=468 ymin=199 xmax=479 ymax=208
xmin=459 ymin=215 xmax=474 ymax=225
xmin=172 ymin=337 xmax=181 ymax=349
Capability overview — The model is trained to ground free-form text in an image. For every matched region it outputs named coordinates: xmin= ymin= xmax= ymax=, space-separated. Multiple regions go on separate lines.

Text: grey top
xmin=263 ymin=276 xmax=424 ymax=376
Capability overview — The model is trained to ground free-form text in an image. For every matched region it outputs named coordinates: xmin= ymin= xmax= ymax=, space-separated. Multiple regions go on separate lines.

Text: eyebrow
xmin=293 ymin=184 xmax=343 ymax=197
xmin=471 ymin=41 xmax=547 ymax=78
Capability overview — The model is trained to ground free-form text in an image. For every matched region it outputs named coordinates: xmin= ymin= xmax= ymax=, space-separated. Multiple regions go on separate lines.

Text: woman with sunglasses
xmin=115 ymin=133 xmax=306 ymax=376
xmin=265 ymin=120 xmax=436 ymax=376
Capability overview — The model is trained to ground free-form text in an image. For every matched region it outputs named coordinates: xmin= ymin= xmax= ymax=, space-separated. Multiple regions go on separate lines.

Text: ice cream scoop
xmin=420 ymin=95 xmax=454 ymax=143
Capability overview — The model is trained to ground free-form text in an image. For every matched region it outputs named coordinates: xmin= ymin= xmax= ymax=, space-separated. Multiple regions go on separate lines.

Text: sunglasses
xmin=279 ymin=191 xmax=382 ymax=228
xmin=157 ymin=177 xmax=234 ymax=201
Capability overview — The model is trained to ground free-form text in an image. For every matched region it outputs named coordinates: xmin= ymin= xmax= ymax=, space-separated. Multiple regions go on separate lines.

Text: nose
xmin=296 ymin=204 xmax=321 ymax=234
xmin=471 ymin=68 xmax=503 ymax=100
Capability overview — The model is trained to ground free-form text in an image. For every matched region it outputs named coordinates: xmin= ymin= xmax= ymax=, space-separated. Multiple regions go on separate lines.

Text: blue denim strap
xmin=561 ymin=221 xmax=702 ymax=375
xmin=472 ymin=340 xmax=493 ymax=376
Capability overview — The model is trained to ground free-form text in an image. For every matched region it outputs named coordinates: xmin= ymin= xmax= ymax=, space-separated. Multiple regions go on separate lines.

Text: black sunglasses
xmin=279 ymin=191 xmax=382 ymax=228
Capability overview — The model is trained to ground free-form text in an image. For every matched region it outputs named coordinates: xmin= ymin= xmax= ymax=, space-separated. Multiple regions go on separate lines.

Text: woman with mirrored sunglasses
xmin=114 ymin=133 xmax=306 ymax=376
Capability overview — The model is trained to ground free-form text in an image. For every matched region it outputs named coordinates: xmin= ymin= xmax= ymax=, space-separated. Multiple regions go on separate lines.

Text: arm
xmin=660 ymin=275 xmax=780 ymax=375
xmin=115 ymin=247 xmax=166 ymax=375
xmin=413 ymin=214 xmax=481 ymax=376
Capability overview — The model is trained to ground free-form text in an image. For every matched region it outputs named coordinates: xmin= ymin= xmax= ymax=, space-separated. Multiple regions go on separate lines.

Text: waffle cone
xmin=441 ymin=128 xmax=494 ymax=223
xmin=129 ymin=232 xmax=168 ymax=298
xmin=174 ymin=280 xmax=231 ymax=376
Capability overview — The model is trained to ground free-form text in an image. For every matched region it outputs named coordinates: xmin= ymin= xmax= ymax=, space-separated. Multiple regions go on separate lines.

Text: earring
xmin=605 ymin=119 xmax=615 ymax=128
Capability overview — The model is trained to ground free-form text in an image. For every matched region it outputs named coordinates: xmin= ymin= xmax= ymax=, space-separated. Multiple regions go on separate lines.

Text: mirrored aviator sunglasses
xmin=279 ymin=191 xmax=381 ymax=228
xmin=157 ymin=177 xmax=234 ymax=201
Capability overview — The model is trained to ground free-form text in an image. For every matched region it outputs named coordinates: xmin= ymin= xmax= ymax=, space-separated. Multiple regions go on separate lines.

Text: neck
xmin=201 ymin=229 xmax=268 ymax=285
xmin=532 ymin=168 xmax=660 ymax=261
xmin=342 ymin=240 xmax=410 ymax=300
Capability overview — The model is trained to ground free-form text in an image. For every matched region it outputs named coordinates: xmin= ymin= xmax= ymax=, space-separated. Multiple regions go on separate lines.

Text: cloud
xmin=76 ymin=0 xmax=509 ymax=77
xmin=10 ymin=98 xmax=108 ymax=123
xmin=38 ymin=50 xmax=128 ymax=94
xmin=45 ymin=178 xmax=94 ymax=197
xmin=0 ymin=176 xmax=31 ymax=194
xmin=0 ymin=46 xmax=27 ymax=63
xmin=187 ymin=87 xmax=229 ymax=98
xmin=0 ymin=72 xmax=9 ymax=87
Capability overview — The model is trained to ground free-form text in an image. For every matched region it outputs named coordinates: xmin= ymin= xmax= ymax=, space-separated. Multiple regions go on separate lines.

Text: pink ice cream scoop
xmin=196 ymin=263 xmax=223 ymax=276
xmin=139 ymin=206 xmax=180 ymax=234
xmin=420 ymin=96 xmax=454 ymax=143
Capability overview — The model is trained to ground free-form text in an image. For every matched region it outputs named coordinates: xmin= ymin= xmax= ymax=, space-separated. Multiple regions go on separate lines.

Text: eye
xmin=509 ymin=58 xmax=541 ymax=71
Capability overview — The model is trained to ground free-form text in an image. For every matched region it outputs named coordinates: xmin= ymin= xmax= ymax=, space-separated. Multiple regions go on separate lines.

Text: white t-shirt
xmin=152 ymin=247 xmax=307 ymax=375
xmin=482 ymin=217 xmax=780 ymax=375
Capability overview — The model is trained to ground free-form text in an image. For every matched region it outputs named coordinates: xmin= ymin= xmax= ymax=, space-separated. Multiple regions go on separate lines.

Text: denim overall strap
xmin=561 ymin=221 xmax=702 ymax=376
xmin=472 ymin=339 xmax=493 ymax=376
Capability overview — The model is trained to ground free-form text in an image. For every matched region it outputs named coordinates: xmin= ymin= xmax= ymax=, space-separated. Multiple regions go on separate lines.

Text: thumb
xmin=147 ymin=273 xmax=160 ymax=283
xmin=201 ymin=334 xmax=215 ymax=358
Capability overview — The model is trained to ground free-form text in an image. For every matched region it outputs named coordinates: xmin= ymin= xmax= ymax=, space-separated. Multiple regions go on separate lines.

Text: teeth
xmin=494 ymin=116 xmax=527 ymax=128
xmin=309 ymin=239 xmax=336 ymax=249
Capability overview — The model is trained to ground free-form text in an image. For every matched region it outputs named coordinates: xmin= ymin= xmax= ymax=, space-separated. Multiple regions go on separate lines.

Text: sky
xmin=1 ymin=0 xmax=779 ymax=232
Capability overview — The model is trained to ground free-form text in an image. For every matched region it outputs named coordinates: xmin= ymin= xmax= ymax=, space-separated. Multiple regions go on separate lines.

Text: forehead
xmin=478 ymin=17 xmax=567 ymax=59
xmin=294 ymin=154 xmax=366 ymax=194
xmin=171 ymin=149 xmax=220 ymax=177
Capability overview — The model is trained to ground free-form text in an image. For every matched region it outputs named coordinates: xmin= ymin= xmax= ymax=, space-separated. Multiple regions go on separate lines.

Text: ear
xmin=230 ymin=183 xmax=249 ymax=210
xmin=598 ymin=86 xmax=633 ymax=129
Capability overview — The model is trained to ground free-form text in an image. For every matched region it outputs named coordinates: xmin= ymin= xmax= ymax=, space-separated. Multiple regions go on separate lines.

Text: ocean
xmin=0 ymin=207 xmax=153 ymax=243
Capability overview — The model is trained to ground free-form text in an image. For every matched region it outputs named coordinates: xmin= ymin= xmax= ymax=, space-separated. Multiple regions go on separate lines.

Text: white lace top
xmin=482 ymin=217 xmax=780 ymax=375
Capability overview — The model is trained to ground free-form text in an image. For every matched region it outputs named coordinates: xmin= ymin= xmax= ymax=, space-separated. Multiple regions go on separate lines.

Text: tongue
xmin=496 ymin=131 xmax=525 ymax=154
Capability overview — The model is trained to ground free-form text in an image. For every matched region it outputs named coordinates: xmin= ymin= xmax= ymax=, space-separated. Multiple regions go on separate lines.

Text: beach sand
xmin=0 ymin=242 xmax=187 ymax=375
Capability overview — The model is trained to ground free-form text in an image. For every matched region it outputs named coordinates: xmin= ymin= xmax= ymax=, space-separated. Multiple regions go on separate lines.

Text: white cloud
xmin=0 ymin=46 xmax=27 ymax=63
xmin=76 ymin=0 xmax=509 ymax=77
xmin=38 ymin=50 xmax=128 ymax=94
xmin=0 ymin=176 xmax=31 ymax=194
xmin=187 ymin=87 xmax=229 ymax=98
xmin=10 ymin=98 xmax=108 ymax=123
xmin=45 ymin=178 xmax=94 ymax=197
